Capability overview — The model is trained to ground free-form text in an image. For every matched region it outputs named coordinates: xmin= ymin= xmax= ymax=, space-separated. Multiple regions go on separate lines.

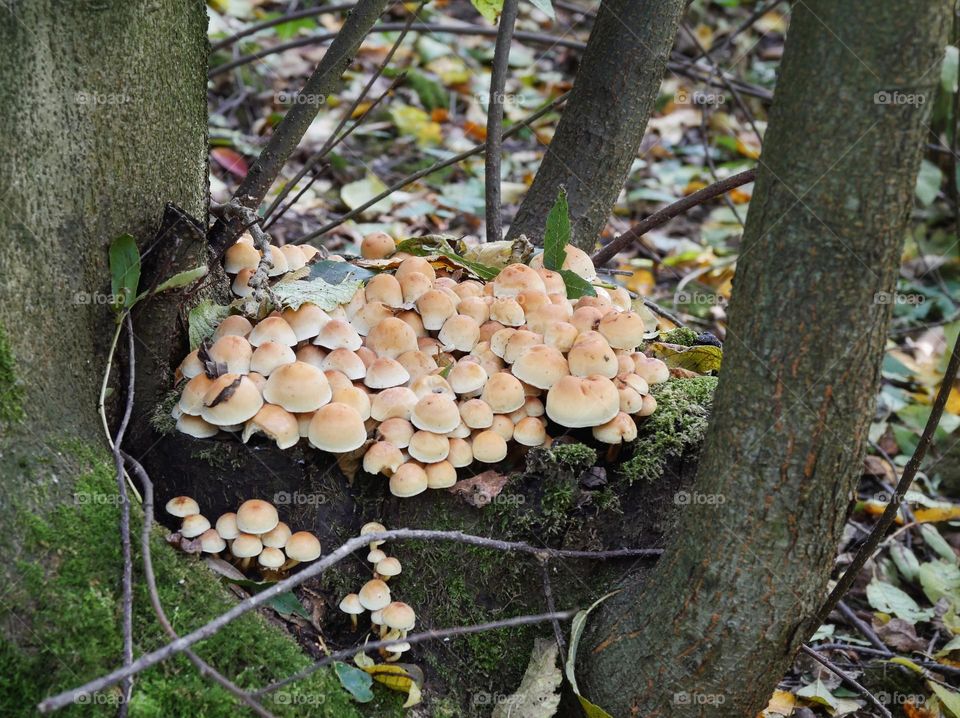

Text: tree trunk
xmin=506 ymin=0 xmax=686 ymax=250
xmin=578 ymin=2 xmax=950 ymax=716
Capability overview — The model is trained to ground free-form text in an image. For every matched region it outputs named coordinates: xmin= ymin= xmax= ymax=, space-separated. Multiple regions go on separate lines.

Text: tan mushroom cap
xmin=286 ymin=531 xmax=322 ymax=562
xmin=632 ymin=355 xmax=670 ymax=385
xmin=376 ymin=557 xmax=403 ymax=579
xmin=617 ymin=383 xmax=644 ymax=414
xmin=262 ymin=521 xmax=292 ymax=549
xmin=411 ymin=394 xmax=460 ymax=433
xmin=410 ymin=373 xmax=455 ymax=399
xmin=571 ymin=306 xmax=604 ymax=334
xmin=523 ymin=396 xmax=545 ymax=417
xmin=309 ymin=402 xmax=368 ymax=453
xmin=358 ymin=578 xmax=392 ymax=611
xmin=536 ymin=268 xmax=567 ymax=295
xmin=490 ymin=415 xmax=515 ymax=441
xmin=215 ymin=512 xmax=239 ymax=540
xmin=457 ymin=296 xmax=490 ymax=324
xmin=493 ymin=263 xmax=547 ymax=297
xmin=367 ymin=547 xmax=387 ymax=564
xmin=366 ymin=317 xmax=419 ymax=359
xmin=638 ymin=392 xmax=657 ymax=417
xmin=248 ymin=316 xmax=298 ymax=348
xmin=530 ymin=244 xmax=597 ymax=281
xmin=213 ymin=314 xmax=254 ymax=340
xmin=207 ymin=335 xmax=252 ymax=374
xmin=363 ymin=441 xmax=404 ymax=476
xmin=296 ymin=344 xmax=328 ymax=369
xmin=489 ymin=297 xmax=525 ymax=327
xmin=377 ymin=418 xmax=415 ymax=449
xmin=361 ymin=231 xmax=397 ymax=259
xmin=364 ymin=357 xmax=410 ymax=389
xmin=352 ymin=301 xmax=394 ymax=336
xmin=416 ymin=289 xmax=457 ymax=330
xmin=360 ymin=521 xmax=387 ymax=544
xmin=447 ymin=437 xmax=474 ymax=467
xmin=546 ymin=375 xmax=620 ymax=428
xmin=399 ymin=271 xmax=433 ymax=304
xmin=265 ymin=245 xmax=289 ymax=277
xmin=514 ymin=416 xmax=547 ymax=447
xmin=179 ymin=374 xmax=215 ymax=416
xmin=231 ymin=533 xmax=263 ymax=558
xmin=263 ymin=361 xmax=332 ymax=413
xmin=511 ymin=344 xmax=569 ymax=389
xmin=282 ymin=304 xmax=331 ymax=341
xmin=502 ymin=330 xmax=544 ymax=365
xmin=250 ymin=341 xmax=296 ymax=376
xmin=176 ymin=413 xmax=219 ymax=439
xmin=425 ymin=460 xmax=457 ymax=489
xmin=258 ymin=546 xmax=286 ymax=569
xmin=598 ymin=311 xmax=647 ymax=350
xmin=489 ymin=328 xmax=518 ymax=359
xmin=224 ymin=241 xmax=261 ymax=274
xmin=408 ymin=431 xmax=450 ymax=463
xmin=331 ymin=385 xmax=372 ymax=421
xmin=371 ymin=387 xmax=418 ymax=422
xmin=389 ymin=462 xmax=429 ymax=498
xmin=321 ymin=348 xmax=366 ymax=380
xmin=593 ymin=412 xmax=638 ymax=444
xmin=278 ymin=244 xmax=306 ymax=271
xmin=438 ymin=314 xmax=480 ymax=352
xmin=236 ymin=499 xmax=279 ymax=535
xmin=201 ymin=374 xmax=264 ymax=426
xmin=472 ymin=430 xmax=508 ymax=463
xmin=178 ymin=350 xmax=204 ymax=380
xmin=299 ymin=244 xmax=321 ymax=262
xmin=381 ymin=601 xmax=416 ymax=631
xmin=339 ymin=593 xmax=365 ymax=615
xmin=181 ymin=513 xmax=211 ymax=538
xmin=323 ymin=369 xmax=353 ymax=393
xmin=242 ymin=404 xmax=299 ymax=449
xmin=232 ymin=269 xmax=254 ymax=297
xmin=567 ymin=334 xmax=619 ymax=378
xmin=480 ymin=372 xmax=525 ymax=413
xmin=396 ymin=350 xmax=439 ymax=382
xmin=448 ymin=359 xmax=488 ymax=395
xmin=199 ymin=528 xmax=226 ymax=553
xmin=314 ymin=319 xmax=363 ymax=351
xmin=525 ymin=301 xmax=573 ymax=335
xmin=395 ymin=256 xmax=436 ymax=282
xmin=166 ymin=496 xmax=200 ymax=518
xmin=365 ymin=273 xmax=404 ymax=308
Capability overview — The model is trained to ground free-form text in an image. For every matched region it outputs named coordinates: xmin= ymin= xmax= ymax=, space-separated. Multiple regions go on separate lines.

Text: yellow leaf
xmin=361 ymin=662 xmax=424 ymax=707
xmin=389 ymin=105 xmax=442 ymax=147
xmin=915 ymin=505 xmax=960 ymax=523
xmin=736 ymin=136 xmax=762 ymax=159
xmin=946 ymin=384 xmax=960 ymax=415
xmin=762 ymin=689 xmax=796 ymax=717
xmin=623 ymin=266 xmax=655 ymax=295
xmin=651 ymin=342 xmax=722 ymax=374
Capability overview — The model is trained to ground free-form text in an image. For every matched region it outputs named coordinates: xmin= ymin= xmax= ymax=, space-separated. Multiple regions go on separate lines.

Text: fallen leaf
xmin=762 ymin=689 xmax=796 ymax=717
xmin=492 ymin=638 xmax=562 ymax=718
xmin=866 ymin=580 xmax=934 ymax=623
xmin=211 ymin=147 xmax=249 ymax=178
xmin=873 ymin=617 xmax=927 ymax=652
xmin=449 ymin=470 xmax=509 ymax=507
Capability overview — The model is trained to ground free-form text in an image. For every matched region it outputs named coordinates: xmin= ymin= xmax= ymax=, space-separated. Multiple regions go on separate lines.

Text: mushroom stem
xmin=385 ymin=651 xmax=402 ymax=662
xmin=281 ymin=558 xmax=300 ymax=572
xmin=350 ymin=614 xmax=358 ymax=631
xmin=239 ymin=557 xmax=253 ymax=572
xmin=605 ymin=444 xmax=621 ymax=463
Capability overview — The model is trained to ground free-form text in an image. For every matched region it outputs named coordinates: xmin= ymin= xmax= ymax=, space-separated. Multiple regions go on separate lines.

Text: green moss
xmin=0 ymin=449 xmax=402 ymax=717
xmin=0 ymin=324 xmax=24 ymax=427
xmin=620 ymin=376 xmax=718 ymax=484
xmin=660 ymin=327 xmax=699 ymax=346
xmin=148 ymin=389 xmax=180 ymax=436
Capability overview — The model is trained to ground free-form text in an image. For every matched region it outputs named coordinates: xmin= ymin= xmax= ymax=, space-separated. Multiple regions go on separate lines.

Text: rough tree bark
xmin=507 ymin=0 xmax=686 ymax=250
xmin=578 ymin=2 xmax=951 ymax=716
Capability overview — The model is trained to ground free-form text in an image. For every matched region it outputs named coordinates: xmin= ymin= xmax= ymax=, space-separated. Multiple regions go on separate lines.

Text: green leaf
xmin=557 ymin=269 xmax=597 ymax=299
xmin=272 ymin=277 xmax=362 ymax=312
xmin=334 ymin=661 xmax=375 ymax=703
xmin=527 ymin=0 xmax=555 ymax=18
xmin=148 ymin=264 xmax=208 ymax=297
xmin=109 ymin=233 xmax=141 ymax=312
xmin=308 ymin=260 xmax=376 ymax=284
xmin=931 ymin=683 xmax=960 ymax=718
xmin=796 ymin=680 xmax=838 ymax=710
xmin=916 ymin=159 xmax=943 ymax=207
xmin=651 ymin=343 xmax=723 ymax=374
xmin=266 ymin=591 xmax=310 ymax=619
xmin=866 ymin=580 xmax=934 ymax=623
xmin=918 ymin=560 xmax=960 ymax=604
xmin=543 ymin=187 xmax=570 ymax=271
xmin=341 ymin=174 xmax=392 ymax=216
xmin=565 ymin=591 xmax=618 ymax=718
xmin=470 ymin=0 xmax=504 ymax=22
xmin=188 ymin=300 xmax=231 ymax=350
xmin=920 ymin=524 xmax=958 ymax=564
xmin=407 ymin=70 xmax=448 ymax=111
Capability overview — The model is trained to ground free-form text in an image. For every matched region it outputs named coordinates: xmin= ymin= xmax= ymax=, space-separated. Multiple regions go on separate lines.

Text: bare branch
xmin=210 ymin=2 xmax=358 ymax=52
xmin=800 ymin=645 xmax=892 ymax=718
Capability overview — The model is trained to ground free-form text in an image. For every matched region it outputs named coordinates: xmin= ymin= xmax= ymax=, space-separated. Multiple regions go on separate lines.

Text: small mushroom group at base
xmin=165 ymin=496 xmax=321 ymax=579
xmin=172 ymin=232 xmax=670 ymax=498
xmin=338 ymin=522 xmax=415 ymax=662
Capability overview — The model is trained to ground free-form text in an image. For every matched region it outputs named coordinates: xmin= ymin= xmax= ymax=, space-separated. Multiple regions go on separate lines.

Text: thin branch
xmin=122 ymin=452 xmax=277 ymax=718
xmin=538 ymin=558 xmax=566 ymax=654
xmin=38 ymin=530 xmax=658 ymax=712
xmin=836 ymin=600 xmax=887 ymax=652
xmin=484 ymin=0 xmax=519 ymax=243
xmin=818 ymin=329 xmax=960 ymax=622
xmin=641 ymin=297 xmax=688 ymax=329
xmin=695 ymin=0 xmax=783 ymax=63
xmin=291 ymin=91 xmax=570 ymax=244
xmin=801 ymin=645 xmax=892 ymax=718
xmin=811 ymin=643 xmax=960 ymax=676
xmin=208 ymin=0 xmax=393 ymax=254
xmin=591 ymin=168 xmax=757 ymax=266
xmin=255 ymin=610 xmax=577 ymax=696
xmin=210 ymin=2 xmax=358 ymax=52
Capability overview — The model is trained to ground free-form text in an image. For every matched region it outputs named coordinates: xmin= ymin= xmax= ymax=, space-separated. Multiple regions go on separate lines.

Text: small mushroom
xmin=165 ymin=496 xmax=200 ymax=518
xmin=358 ymin=578 xmax=391 ymax=612
xmin=375 ymin=557 xmax=402 ymax=582
xmin=236 ymin=499 xmax=279 ymax=535
xmin=339 ymin=593 xmax=365 ymax=630
xmin=283 ymin=531 xmax=322 ymax=570
xmin=181 ymin=514 xmax=211 ymax=539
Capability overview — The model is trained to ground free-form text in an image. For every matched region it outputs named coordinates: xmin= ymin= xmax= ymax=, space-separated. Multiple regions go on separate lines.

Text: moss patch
xmin=0 ymin=448 xmax=402 ymax=717
xmin=0 ymin=324 xmax=25 ymax=428
xmin=620 ymin=376 xmax=718 ymax=484
xmin=660 ymin=327 xmax=699 ymax=346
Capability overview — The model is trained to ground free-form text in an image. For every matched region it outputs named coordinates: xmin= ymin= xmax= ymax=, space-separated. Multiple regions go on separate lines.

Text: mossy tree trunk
xmin=578 ymin=2 xmax=951 ymax=715
xmin=507 ymin=0 xmax=686 ymax=250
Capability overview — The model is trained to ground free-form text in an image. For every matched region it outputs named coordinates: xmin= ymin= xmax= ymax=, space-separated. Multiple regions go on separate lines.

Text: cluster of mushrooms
xmin=338 ymin=522 xmax=416 ymax=661
xmin=165 ymin=496 xmax=322 ymax=578
xmin=171 ymin=231 xmax=670 ymax=498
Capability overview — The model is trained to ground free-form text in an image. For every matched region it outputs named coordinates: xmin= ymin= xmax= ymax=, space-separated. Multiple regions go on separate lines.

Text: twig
xmin=818 ymin=329 xmax=960 ymax=623
xmin=591 ymin=168 xmax=757 ymax=266
xmin=210 ymin=2 xmax=358 ymax=52
xmin=208 ymin=0 xmax=392 ymax=254
xmin=484 ymin=0 xmax=519 ymax=243
xmin=642 ymin=297 xmax=688 ymax=329
xmin=696 ymin=0 xmax=783 ymax=63
xmin=291 ymin=92 xmax=570 ymax=244
xmin=538 ymin=558 xmax=566 ymax=654
xmin=121 ymin=452 xmax=277 ymax=718
xmin=801 ymin=645 xmax=892 ymax=718
xmin=255 ymin=610 xmax=576 ymax=696
xmin=836 ymin=601 xmax=887 ymax=652
xmin=811 ymin=642 xmax=960 ymax=676
xmin=38 ymin=530 xmax=658 ymax=712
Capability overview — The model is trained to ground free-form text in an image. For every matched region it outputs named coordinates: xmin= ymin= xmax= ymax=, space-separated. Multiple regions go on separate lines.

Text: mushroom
xmin=339 ymin=593 xmax=365 ymax=630
xmin=480 ymin=373 xmax=525 ymax=413
xmin=395 ymin=256 xmax=436 ymax=282
xmin=511 ymin=344 xmax=569 ymax=389
xmin=224 ymin=242 xmax=261 ymax=273
xmin=489 ymin=297 xmax=525 ymax=327
xmin=178 ymin=374 xmax=215 ymax=416
xmin=278 ymin=244 xmax=306 ymax=271
xmin=236 ymin=500 xmax=279 ymax=535
xmin=367 ymin=547 xmax=387 ymax=564
xmin=248 ymin=316 xmax=298 ymax=347
xmin=231 ymin=533 xmax=263 ymax=571
xmin=425 ymin=460 xmax=457 ymax=489
xmin=375 ymin=557 xmax=402 ymax=581
xmin=213 ymin=314 xmax=254 ymax=341
xmin=545 ymin=375 xmax=620 ymax=428
xmin=262 ymin=521 xmax=292 ymax=549
xmin=376 ymin=418 xmax=414 ymax=449
xmin=529 ymin=244 xmax=597 ymax=280
xmin=598 ymin=311 xmax=647 ymax=350
xmin=198 ymin=528 xmax=226 ymax=554
xmin=632 ymin=355 xmax=670 ymax=385
xmin=411 ymin=394 xmax=460 ymax=433
xmin=175 ymin=413 xmax=219 ymax=439
xmin=365 ymin=273 xmax=404 ymax=308
xmin=459 ymin=398 xmax=494 ymax=429
xmin=258 ymin=546 xmax=286 ymax=577
xmin=250 ymin=341 xmax=296 ymax=376
xmin=263 ymin=361 xmax=331 ymax=413
xmin=321 ymin=348 xmax=367 ymax=380
xmin=364 ymin=357 xmax=410 ymax=389
xmin=241 ymin=404 xmax=299 ymax=449
xmin=215 ymin=512 xmax=239 ymax=540
xmin=593 ymin=412 xmax=638 ymax=460
xmin=447 ymin=359 xmax=488 ymax=396
xmin=166 ymin=496 xmax=200 ymax=518
xmin=308 ymin=402 xmax=368 ymax=453
xmin=360 ymin=232 xmax=396 ymax=259
xmin=283 ymin=531 xmax=321 ymax=570
xmin=447 ymin=438 xmax=473 ymax=468
xmin=200 ymin=374 xmax=264 ymax=426
xmin=438 ymin=314 xmax=480 ymax=353
xmin=265 ymin=246 xmax=290 ymax=277
xmin=567 ymin=333 xmax=618 ymax=378
xmin=281 ymin=304 xmax=331 ymax=341
xmin=514 ymin=416 xmax=547 ymax=447
xmin=358 ymin=578 xmax=392 ymax=612
xmin=493 ymin=263 xmax=547 ymax=297
xmin=472 ymin=430 xmax=508 ymax=463
xmin=407 ymin=431 xmax=450 ymax=463
xmin=232 ymin=269 xmax=254 ymax=297
xmin=389 ymin=462 xmax=429 ymax=498
xmin=415 ymin=289 xmax=456 ymax=330
xmin=360 ymin=522 xmax=388 ymax=551
xmin=370 ymin=387 xmax=418 ymax=421
xmin=457 ymin=296 xmax=490 ymax=324
xmin=490 ymin=415 xmax=515 ymax=441
xmin=363 ymin=441 xmax=404 ymax=476
xmin=314 ymin=319 xmax=363 ymax=351
xmin=399 ymin=271 xmax=433 ymax=304
xmin=331 ymin=385 xmax=372 ymax=421
xmin=396 ymin=350 xmax=438 ymax=382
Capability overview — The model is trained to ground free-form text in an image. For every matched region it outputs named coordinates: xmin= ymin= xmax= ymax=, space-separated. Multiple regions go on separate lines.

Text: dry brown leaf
xmin=448 ymin=470 xmax=509 ymax=508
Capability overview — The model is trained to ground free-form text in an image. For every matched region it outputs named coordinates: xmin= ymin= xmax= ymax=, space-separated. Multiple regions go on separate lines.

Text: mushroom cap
xmin=224 ymin=241 xmax=261 ymax=274
xmin=358 ymin=578 xmax=392 ymax=611
xmin=399 ymin=271 xmax=433 ymax=305
xmin=331 ymin=385 xmax=372 ymax=421
xmin=371 ymin=387 xmax=418 ymax=422
xmin=175 ymin=413 xmax=219 ymax=439
xmin=480 ymin=373 xmax=525 ymax=413
xmin=367 ymin=548 xmax=387 ymax=564
xmin=278 ymin=244 xmax=306 ymax=271
xmin=232 ymin=269 xmax=254 ymax=297
xmin=571 ymin=306 xmax=604 ymax=334
xmin=263 ymin=361 xmax=332 ymax=413
xmin=415 ymin=289 xmax=456 ymax=330
xmin=592 ymin=412 xmax=638 ymax=444
xmin=438 ymin=314 xmax=480 ymax=352
xmin=410 ymin=373 xmax=455 ymax=399
xmin=523 ymin=396 xmax=545 ymax=417
xmin=365 ymin=273 xmax=404 ymax=308
xmin=201 ymin=374 xmax=264 ymax=426
xmin=567 ymin=334 xmax=619 ymax=378
xmin=396 ymin=350 xmax=439 ymax=382
xmin=215 ymin=512 xmax=239 ymax=540
xmin=361 ymin=231 xmax=397 ymax=259
xmin=514 ymin=416 xmax=547 ymax=447
xmin=364 ymin=357 xmax=410 ymax=389
xmin=286 ymin=531 xmax=322 ymax=562
xmin=261 ymin=521 xmax=292 ymax=549
xmin=377 ymin=418 xmax=415 ymax=448
xmin=384 ymin=640 xmax=411 ymax=654
xmin=363 ymin=441 xmax=404 ymax=476
xmin=598 ymin=311 xmax=647 ymax=350
xmin=308 ymin=402 xmax=367 ymax=453
xmin=321 ymin=348 xmax=367 ymax=380
xmin=638 ymin=392 xmax=657 ymax=417
xmin=389 ymin=462 xmax=429 ymax=498
xmin=447 ymin=438 xmax=474 ymax=467
xmin=181 ymin=514 xmax=211 ymax=538
xmin=366 ymin=317 xmax=419 ymax=359
xmin=407 ymin=431 xmax=450 ymax=463
xmin=502 ymin=330 xmax=544 ymax=365
xmin=395 ymin=256 xmax=436 ymax=282
xmin=489 ymin=297 xmax=525 ymax=327
xmin=376 ymin=557 xmax=402 ymax=578
xmin=300 ymin=244 xmax=321 ymax=262
xmin=248 ymin=316 xmax=298 ymax=348
xmin=529 ymin=245 xmax=597 ymax=281
xmin=258 ymin=546 xmax=286 ymax=569
xmin=339 ymin=593 xmax=365 ymax=615
xmin=457 ymin=296 xmax=490 ymax=324
xmin=250 ymin=341 xmax=296 ymax=376
xmin=447 ymin=359 xmax=488 ymax=395
xmin=489 ymin=328 xmax=518 ymax=359
xmin=352 ymin=301 xmax=394 ymax=336
xmin=213 ymin=314 xmax=254 ymax=341
xmin=396 ymin=309 xmax=427 ymax=338
xmin=242 ymin=404 xmax=299 ymax=450
xmin=314 ymin=319 xmax=362 ymax=351
xmin=296 ymin=344 xmax=328 ymax=369
xmin=166 ymin=496 xmax=200 ymax=518
xmin=231 ymin=533 xmax=263 ymax=558
xmin=265 ymin=245 xmax=290 ymax=277
xmin=281 ymin=304 xmax=331 ymax=341
xmin=199 ymin=528 xmax=226 ymax=553
xmin=459 ymin=398 xmax=494 ymax=429
xmin=490 ymin=415 xmax=515 ymax=441
xmin=472 ymin=430 xmax=508 ymax=463
xmin=632 ymin=355 xmax=670 ymax=385
xmin=545 ymin=375 xmax=620 ymax=428
xmin=323 ymin=369 xmax=353 ymax=392
xmin=425 ymin=460 xmax=458 ymax=489
xmin=236 ymin=499 xmax=279 ymax=535
xmin=179 ymin=374 xmax=215 ymax=416
xmin=525 ymin=302 xmax=573 ymax=335
xmin=411 ymin=394 xmax=460 ymax=433
xmin=360 ymin=521 xmax=387 ymax=539
xmin=493 ymin=263 xmax=547 ymax=297
xmin=511 ymin=344 xmax=569 ymax=390
xmin=177 ymin=350 xmax=205 ymax=380
xmin=381 ymin=601 xmax=416 ymax=631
